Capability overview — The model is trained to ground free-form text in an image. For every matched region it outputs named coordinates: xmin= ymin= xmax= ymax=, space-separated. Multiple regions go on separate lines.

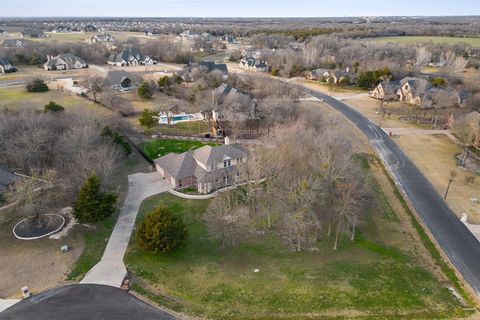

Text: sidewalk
xmin=81 ymin=172 xmax=171 ymax=287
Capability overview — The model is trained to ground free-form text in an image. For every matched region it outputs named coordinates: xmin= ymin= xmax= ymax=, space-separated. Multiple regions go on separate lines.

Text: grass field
xmin=372 ymin=36 xmax=480 ymax=48
xmin=0 ymin=86 xmax=97 ymax=112
xmin=125 ymin=156 xmax=467 ymax=319
xmin=140 ymin=139 xmax=220 ymax=161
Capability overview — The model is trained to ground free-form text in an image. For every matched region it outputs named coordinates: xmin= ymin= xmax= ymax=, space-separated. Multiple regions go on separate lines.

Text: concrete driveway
xmin=81 ymin=172 xmax=171 ymax=287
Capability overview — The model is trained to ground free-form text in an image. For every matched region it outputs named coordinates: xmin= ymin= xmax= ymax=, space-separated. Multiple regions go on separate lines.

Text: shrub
xmin=136 ymin=207 xmax=187 ymax=253
xmin=430 ymin=77 xmax=448 ymax=88
xmin=26 ymin=79 xmax=49 ymax=92
xmin=73 ymin=174 xmax=117 ymax=223
xmin=271 ymin=68 xmax=280 ymax=77
xmin=44 ymin=101 xmax=64 ymax=113
xmin=137 ymin=81 xmax=153 ymax=99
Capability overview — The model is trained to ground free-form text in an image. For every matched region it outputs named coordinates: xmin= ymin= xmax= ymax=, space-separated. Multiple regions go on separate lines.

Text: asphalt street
xmin=0 ymin=284 xmax=178 ymax=320
xmin=302 ymin=86 xmax=480 ymax=296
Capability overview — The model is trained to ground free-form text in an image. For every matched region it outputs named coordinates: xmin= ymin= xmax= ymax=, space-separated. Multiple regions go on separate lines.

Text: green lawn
xmin=372 ymin=36 xmax=480 ymax=48
xmin=140 ymin=138 xmax=220 ymax=161
xmin=0 ymin=86 xmax=97 ymax=112
xmin=125 ymin=156 xmax=467 ymax=319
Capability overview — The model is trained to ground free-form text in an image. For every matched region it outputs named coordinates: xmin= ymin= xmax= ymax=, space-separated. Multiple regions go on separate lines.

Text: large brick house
xmin=44 ymin=54 xmax=87 ymax=71
xmin=397 ymin=77 xmax=432 ymax=106
xmin=154 ymin=143 xmax=248 ymax=194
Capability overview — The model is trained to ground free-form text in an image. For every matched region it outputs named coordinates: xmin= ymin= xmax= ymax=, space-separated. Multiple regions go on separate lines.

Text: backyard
xmin=140 ymin=138 xmax=220 ymax=161
xmin=125 ymin=155 xmax=469 ymax=320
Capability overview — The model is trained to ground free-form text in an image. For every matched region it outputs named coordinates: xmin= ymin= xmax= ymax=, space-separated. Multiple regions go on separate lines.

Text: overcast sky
xmin=0 ymin=0 xmax=478 ymax=17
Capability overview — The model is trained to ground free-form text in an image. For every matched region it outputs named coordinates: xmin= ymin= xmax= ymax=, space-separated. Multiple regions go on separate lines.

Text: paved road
xmin=81 ymin=172 xmax=171 ymax=287
xmin=0 ymin=284 xmax=177 ymax=320
xmin=300 ymin=86 xmax=480 ymax=296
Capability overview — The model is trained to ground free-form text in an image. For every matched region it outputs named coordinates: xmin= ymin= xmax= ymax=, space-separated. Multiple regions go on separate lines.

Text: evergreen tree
xmin=138 ymin=108 xmax=158 ymax=132
xmin=137 ymin=81 xmax=153 ymax=99
xmin=136 ymin=207 xmax=187 ymax=253
xmin=73 ymin=174 xmax=117 ymax=223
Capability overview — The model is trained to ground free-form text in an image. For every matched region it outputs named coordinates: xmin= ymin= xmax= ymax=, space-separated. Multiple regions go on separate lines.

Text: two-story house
xmin=397 ymin=77 xmax=432 ymax=106
xmin=44 ymin=54 xmax=88 ymax=71
xmin=154 ymin=142 xmax=248 ymax=194
xmin=107 ymin=49 xmax=154 ymax=67
xmin=0 ymin=58 xmax=15 ymax=74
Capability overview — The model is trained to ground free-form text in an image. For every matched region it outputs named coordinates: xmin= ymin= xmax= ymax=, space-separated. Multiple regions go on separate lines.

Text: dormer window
xmin=224 ymin=160 xmax=231 ymax=168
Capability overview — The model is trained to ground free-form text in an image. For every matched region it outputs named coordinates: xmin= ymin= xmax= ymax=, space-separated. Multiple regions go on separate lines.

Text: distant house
xmin=327 ymin=70 xmax=354 ymax=85
xmin=107 ymin=49 xmax=155 ymax=67
xmin=221 ymin=35 xmax=236 ymax=44
xmin=21 ymin=28 xmax=45 ymax=38
xmin=0 ymin=30 xmax=7 ymax=36
xmin=305 ymin=68 xmax=330 ymax=81
xmin=103 ymin=70 xmax=140 ymax=91
xmin=241 ymin=49 xmax=262 ymax=59
xmin=198 ymin=61 xmax=228 ymax=76
xmin=44 ymin=54 xmax=88 ymax=71
xmin=155 ymin=143 xmax=248 ymax=194
xmin=86 ymin=33 xmax=115 ymax=43
xmin=238 ymin=58 xmax=268 ymax=72
xmin=180 ymin=61 xmax=228 ymax=81
xmin=0 ymin=58 xmax=16 ymax=74
xmin=0 ymin=167 xmax=20 ymax=195
xmin=397 ymin=77 xmax=432 ymax=106
xmin=369 ymin=81 xmax=399 ymax=101
xmin=53 ymin=26 xmax=72 ymax=33
xmin=1 ymin=39 xmax=31 ymax=47
xmin=211 ymin=84 xmax=254 ymax=122
xmin=83 ymin=24 xmax=98 ymax=33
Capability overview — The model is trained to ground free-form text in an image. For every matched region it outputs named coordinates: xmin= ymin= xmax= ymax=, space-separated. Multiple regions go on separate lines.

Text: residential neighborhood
xmin=0 ymin=3 xmax=480 ymax=320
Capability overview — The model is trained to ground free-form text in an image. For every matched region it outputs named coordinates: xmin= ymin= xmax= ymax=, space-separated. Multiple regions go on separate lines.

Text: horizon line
xmin=1 ymin=14 xmax=479 ymax=19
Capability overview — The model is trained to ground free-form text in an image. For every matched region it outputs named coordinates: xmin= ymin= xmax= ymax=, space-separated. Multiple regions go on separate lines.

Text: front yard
xmin=140 ymin=139 xmax=220 ymax=161
xmin=124 ymin=155 xmax=468 ymax=319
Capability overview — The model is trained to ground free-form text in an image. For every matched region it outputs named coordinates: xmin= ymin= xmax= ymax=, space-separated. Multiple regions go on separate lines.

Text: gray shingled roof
xmin=154 ymin=145 xmax=247 ymax=180
xmin=108 ymin=49 xmax=149 ymax=63
xmin=103 ymin=70 xmax=139 ymax=87
xmin=0 ymin=58 xmax=11 ymax=66
xmin=0 ymin=167 xmax=20 ymax=192
xmin=400 ymin=77 xmax=432 ymax=97
xmin=198 ymin=61 xmax=228 ymax=75
xmin=193 ymin=145 xmax=247 ymax=167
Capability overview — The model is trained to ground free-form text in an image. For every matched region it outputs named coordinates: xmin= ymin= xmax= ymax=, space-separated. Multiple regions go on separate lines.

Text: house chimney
xmin=224 ymin=136 xmax=230 ymax=145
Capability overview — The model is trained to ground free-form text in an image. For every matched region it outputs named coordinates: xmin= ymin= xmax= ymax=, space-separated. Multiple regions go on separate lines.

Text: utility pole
xmin=444 ymin=171 xmax=457 ymax=200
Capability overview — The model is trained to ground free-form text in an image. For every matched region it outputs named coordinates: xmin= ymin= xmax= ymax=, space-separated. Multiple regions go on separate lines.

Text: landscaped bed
xmin=125 ymin=156 xmax=468 ymax=319
xmin=140 ymin=139 xmax=220 ymax=161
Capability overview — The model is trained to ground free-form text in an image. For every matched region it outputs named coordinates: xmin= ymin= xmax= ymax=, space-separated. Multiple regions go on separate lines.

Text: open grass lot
xmin=396 ymin=134 xmax=480 ymax=223
xmin=372 ymin=36 xmax=480 ymax=48
xmin=125 ymin=156 xmax=469 ymax=320
xmin=0 ymin=86 xmax=98 ymax=112
xmin=141 ymin=139 xmax=220 ymax=161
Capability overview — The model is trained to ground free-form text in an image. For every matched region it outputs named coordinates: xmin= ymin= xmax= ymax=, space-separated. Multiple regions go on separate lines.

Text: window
xmin=224 ymin=161 xmax=227 ymax=168
xmin=228 ymin=160 xmax=231 ymax=166
xmin=178 ymin=179 xmax=183 ymax=187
